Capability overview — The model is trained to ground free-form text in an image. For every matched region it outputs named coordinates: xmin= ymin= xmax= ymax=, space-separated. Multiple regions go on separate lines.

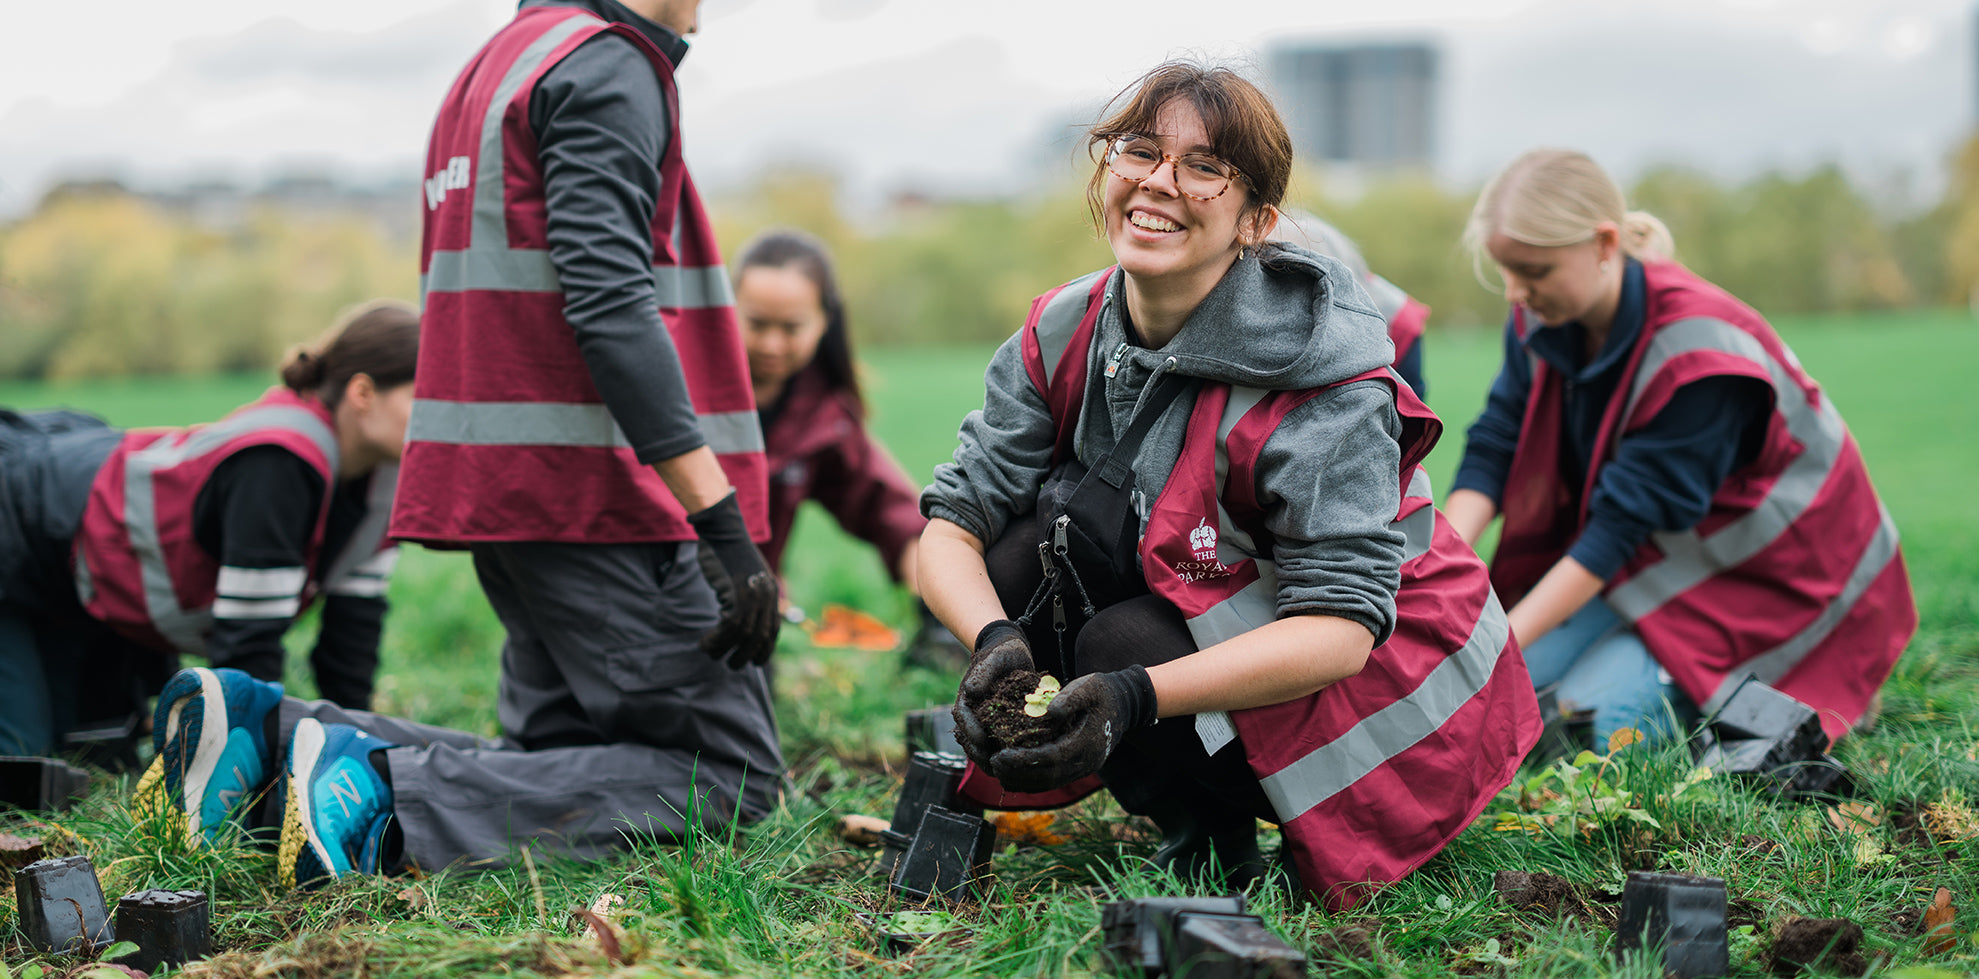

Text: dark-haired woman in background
xmin=733 ymin=229 xmax=965 ymax=665
xmin=0 ymin=300 xmax=418 ymax=758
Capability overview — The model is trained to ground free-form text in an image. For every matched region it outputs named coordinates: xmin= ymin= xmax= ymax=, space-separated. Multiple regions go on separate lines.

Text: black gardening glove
xmin=987 ymin=666 xmax=1158 ymax=793
xmin=687 ymin=491 xmax=780 ymax=669
xmin=949 ymin=619 xmax=1034 ymax=766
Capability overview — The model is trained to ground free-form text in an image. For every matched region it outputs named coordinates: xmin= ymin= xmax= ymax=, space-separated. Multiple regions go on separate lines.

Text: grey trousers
xmin=275 ymin=540 xmax=783 ymax=873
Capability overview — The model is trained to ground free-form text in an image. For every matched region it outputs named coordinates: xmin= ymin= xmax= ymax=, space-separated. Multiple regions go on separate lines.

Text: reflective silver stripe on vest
xmin=406 ymin=400 xmax=765 ymax=455
xmin=422 ymin=249 xmax=733 ymax=308
xmin=322 ymin=463 xmax=399 ymax=596
xmin=1398 ymin=469 xmax=1435 ymax=562
xmin=1258 ymin=588 xmax=1512 ymax=822
xmin=416 ymin=13 xmax=732 ymax=310
xmin=1032 ymin=268 xmax=1111 ymax=388
xmin=1606 ymin=318 xmax=1862 ymax=622
xmin=1699 ymin=502 xmax=1903 ymax=713
xmin=118 ymin=406 xmax=340 ymax=655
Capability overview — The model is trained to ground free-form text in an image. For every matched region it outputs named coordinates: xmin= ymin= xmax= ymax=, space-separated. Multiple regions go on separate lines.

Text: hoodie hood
xmin=1097 ymin=241 xmax=1395 ymax=393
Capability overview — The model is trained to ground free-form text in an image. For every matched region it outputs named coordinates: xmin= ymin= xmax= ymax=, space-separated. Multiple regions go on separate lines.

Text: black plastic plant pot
xmin=1168 ymin=911 xmax=1309 ymax=979
xmin=115 ymin=889 xmax=212 ymax=973
xmin=855 ymin=911 xmax=970 ymax=956
xmin=1615 ymin=871 xmax=1729 ymax=979
xmin=1705 ymin=677 xmax=1826 ymax=759
xmin=1692 ymin=679 xmax=1854 ymax=801
xmin=15 ymin=854 xmax=115 ymax=953
xmin=879 ymin=751 xmax=978 ymax=879
xmin=905 ymin=708 xmax=967 ymax=758
xmin=890 ymin=805 xmax=996 ymax=904
xmin=0 ymin=755 xmax=91 ymax=812
xmin=1100 ymin=895 xmax=1248 ymax=975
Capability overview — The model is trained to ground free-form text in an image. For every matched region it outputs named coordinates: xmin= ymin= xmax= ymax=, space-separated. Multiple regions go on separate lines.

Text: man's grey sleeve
xmin=1252 ymin=380 xmax=1405 ymax=645
xmin=921 ymin=334 xmax=1058 ymax=546
xmin=532 ymin=33 xmax=705 ymax=464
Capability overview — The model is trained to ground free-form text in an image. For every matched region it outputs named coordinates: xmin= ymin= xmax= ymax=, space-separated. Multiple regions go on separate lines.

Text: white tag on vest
xmin=1195 ymin=710 xmax=1237 ymax=755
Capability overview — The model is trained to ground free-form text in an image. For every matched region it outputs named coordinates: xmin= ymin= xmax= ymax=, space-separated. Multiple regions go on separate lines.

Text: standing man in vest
xmin=149 ymin=0 xmax=786 ymax=887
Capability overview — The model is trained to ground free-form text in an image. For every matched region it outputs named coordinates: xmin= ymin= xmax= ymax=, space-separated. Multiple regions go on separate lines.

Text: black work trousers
xmin=268 ymin=540 xmax=784 ymax=873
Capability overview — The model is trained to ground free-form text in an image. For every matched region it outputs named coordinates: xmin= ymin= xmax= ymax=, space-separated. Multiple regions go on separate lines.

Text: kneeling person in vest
xmin=0 ymin=301 xmax=414 ymax=760
xmin=921 ymin=62 xmax=1540 ymax=910
xmin=1444 ymin=149 xmax=1916 ymax=746
xmin=142 ymin=0 xmax=783 ymax=889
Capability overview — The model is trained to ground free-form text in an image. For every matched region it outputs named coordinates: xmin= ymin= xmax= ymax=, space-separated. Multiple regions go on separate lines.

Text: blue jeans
xmin=1521 ymin=600 xmax=1697 ymax=745
xmin=0 ymin=608 xmax=55 ymax=755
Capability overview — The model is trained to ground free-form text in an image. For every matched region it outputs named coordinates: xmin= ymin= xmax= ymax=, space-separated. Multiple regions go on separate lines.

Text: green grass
xmin=4 ymin=308 xmax=1978 ymax=977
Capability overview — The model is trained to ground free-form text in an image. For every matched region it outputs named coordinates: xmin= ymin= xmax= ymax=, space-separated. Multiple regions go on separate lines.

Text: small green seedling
xmin=1023 ymin=676 xmax=1061 ymax=717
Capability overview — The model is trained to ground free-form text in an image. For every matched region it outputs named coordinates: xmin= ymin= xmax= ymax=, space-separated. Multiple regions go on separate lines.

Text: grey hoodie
xmin=923 ymin=244 xmax=1407 ymax=643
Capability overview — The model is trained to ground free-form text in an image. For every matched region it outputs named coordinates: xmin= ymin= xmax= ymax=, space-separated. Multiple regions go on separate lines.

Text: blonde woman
xmin=1445 ymin=148 xmax=1915 ymax=744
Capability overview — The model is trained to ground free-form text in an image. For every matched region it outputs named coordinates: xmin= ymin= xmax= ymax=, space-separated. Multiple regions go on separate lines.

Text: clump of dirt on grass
xmin=1309 ymin=918 xmax=1382 ymax=963
xmin=1494 ymin=870 xmax=1589 ymax=918
xmin=976 ymin=669 xmax=1055 ymax=751
xmin=1768 ymin=916 xmax=1867 ymax=976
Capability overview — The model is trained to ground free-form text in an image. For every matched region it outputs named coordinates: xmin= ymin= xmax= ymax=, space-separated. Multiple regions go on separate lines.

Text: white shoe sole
xmin=287 ymin=718 xmax=340 ymax=880
xmin=164 ymin=669 xmax=231 ymax=842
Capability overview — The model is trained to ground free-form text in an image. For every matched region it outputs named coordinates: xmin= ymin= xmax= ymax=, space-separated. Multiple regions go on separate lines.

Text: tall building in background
xmin=1269 ymin=41 xmax=1439 ymax=170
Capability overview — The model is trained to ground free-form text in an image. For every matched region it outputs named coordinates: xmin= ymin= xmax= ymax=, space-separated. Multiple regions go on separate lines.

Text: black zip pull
xmin=1037 ymin=540 xmax=1056 ymax=578
xmin=1052 ymin=514 xmax=1072 ymax=557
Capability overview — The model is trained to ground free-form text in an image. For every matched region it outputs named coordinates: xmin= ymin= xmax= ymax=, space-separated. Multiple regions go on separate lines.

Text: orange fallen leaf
xmin=993 ymin=810 xmax=1068 ymax=846
xmin=806 ymin=604 xmax=900 ymax=650
xmin=1827 ymin=801 xmax=1881 ymax=836
xmin=1606 ymin=727 xmax=1644 ymax=753
xmin=395 ymin=885 xmax=426 ymax=908
xmin=1924 ymin=886 xmax=1957 ymax=955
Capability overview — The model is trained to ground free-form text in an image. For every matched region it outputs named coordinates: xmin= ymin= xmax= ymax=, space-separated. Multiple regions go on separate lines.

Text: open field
xmin=2 ymin=308 xmax=1976 ymax=977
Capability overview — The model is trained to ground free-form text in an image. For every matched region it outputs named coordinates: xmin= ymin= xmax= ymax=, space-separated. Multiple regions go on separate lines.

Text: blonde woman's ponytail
xmin=1620 ymin=210 xmax=1674 ymax=262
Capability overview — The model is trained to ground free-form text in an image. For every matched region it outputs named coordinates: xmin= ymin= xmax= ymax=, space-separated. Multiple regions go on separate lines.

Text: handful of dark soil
xmin=975 ymin=670 xmax=1059 ymax=752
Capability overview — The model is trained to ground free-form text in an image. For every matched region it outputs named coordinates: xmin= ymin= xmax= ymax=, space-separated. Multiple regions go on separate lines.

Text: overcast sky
xmin=1 ymin=0 xmax=1970 ymax=216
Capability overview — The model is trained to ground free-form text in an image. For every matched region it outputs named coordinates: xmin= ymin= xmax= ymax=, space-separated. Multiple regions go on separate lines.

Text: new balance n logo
xmin=329 ymin=768 xmax=365 ymax=818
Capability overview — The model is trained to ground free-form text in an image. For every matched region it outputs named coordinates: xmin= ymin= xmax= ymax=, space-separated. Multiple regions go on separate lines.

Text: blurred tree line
xmin=0 ymin=187 xmax=417 ymax=381
xmin=4 ymin=139 xmax=1978 ymax=381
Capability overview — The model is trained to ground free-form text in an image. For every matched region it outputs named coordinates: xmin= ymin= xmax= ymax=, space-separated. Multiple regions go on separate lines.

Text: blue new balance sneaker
xmin=151 ymin=667 xmax=284 ymax=845
xmin=278 ymin=718 xmax=396 ymax=889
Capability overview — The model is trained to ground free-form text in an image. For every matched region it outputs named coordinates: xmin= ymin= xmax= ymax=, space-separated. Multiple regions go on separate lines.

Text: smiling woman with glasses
xmin=917 ymin=60 xmax=1539 ymax=909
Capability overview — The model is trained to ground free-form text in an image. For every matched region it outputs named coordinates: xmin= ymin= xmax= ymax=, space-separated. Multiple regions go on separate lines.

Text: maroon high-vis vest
xmin=959 ymin=268 xmax=1540 ymax=910
xmin=1492 ymin=260 xmax=1916 ymax=742
xmin=72 ymin=388 xmax=397 ymax=656
xmin=394 ymin=5 xmax=767 ymax=545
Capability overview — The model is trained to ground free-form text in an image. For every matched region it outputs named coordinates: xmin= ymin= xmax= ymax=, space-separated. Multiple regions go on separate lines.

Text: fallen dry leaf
xmin=1923 ymin=886 xmax=1958 ymax=956
xmin=837 ymin=814 xmax=890 ymax=847
xmin=573 ymin=906 xmax=625 ymax=965
xmin=1607 ymin=727 xmax=1645 ymax=753
xmin=993 ymin=810 xmax=1068 ymax=846
xmin=1827 ymin=801 xmax=1881 ymax=836
xmin=395 ymin=885 xmax=427 ymax=908
xmin=805 ymin=604 xmax=900 ymax=651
